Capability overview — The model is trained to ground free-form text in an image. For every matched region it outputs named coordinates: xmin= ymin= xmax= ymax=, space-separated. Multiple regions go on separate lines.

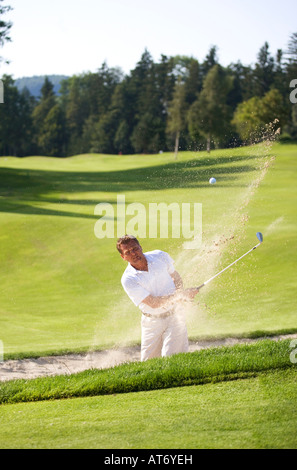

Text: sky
xmin=1 ymin=0 xmax=296 ymax=79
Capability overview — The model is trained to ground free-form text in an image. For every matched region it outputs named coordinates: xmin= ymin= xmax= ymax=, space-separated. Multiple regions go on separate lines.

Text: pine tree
xmin=201 ymin=46 xmax=218 ymax=80
xmin=130 ymin=50 xmax=165 ymax=153
xmin=188 ymin=65 xmax=233 ymax=152
xmin=184 ymin=59 xmax=202 ymax=106
xmin=0 ymin=76 xmax=34 ymax=155
xmin=33 ymin=77 xmax=56 ymax=122
xmin=32 ymin=77 xmax=64 ymax=155
xmin=61 ymin=76 xmax=88 ymax=154
xmin=286 ymin=33 xmax=297 ymax=88
xmin=166 ymin=77 xmax=186 ymax=159
xmin=253 ymin=42 xmax=275 ymax=97
xmin=38 ymin=104 xmax=66 ymax=157
xmin=287 ymin=32 xmax=297 ymax=63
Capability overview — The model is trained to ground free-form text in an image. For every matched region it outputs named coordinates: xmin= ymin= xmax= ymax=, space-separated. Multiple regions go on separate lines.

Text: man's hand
xmin=175 ymin=287 xmax=200 ymax=302
xmin=184 ymin=287 xmax=200 ymax=299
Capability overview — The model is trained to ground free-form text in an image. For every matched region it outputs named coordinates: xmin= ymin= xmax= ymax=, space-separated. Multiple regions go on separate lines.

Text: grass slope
xmin=0 ymin=143 xmax=296 ymax=358
xmin=0 ymin=339 xmax=294 ymax=404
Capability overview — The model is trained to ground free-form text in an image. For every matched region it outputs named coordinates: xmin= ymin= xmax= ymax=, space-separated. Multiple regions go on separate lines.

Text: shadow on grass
xmin=0 ymin=154 xmax=263 ymax=218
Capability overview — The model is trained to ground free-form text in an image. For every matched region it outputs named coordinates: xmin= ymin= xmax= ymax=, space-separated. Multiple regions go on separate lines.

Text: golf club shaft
xmin=196 ymin=242 xmax=262 ymax=290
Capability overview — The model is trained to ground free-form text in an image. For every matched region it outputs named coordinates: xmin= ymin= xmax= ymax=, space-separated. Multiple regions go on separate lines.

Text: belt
xmin=142 ymin=310 xmax=175 ymax=319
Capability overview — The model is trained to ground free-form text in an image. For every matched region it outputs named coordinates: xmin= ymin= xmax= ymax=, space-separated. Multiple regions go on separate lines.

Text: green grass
xmin=0 ymin=144 xmax=296 ymax=449
xmin=0 ymin=366 xmax=296 ymax=449
xmin=0 ymin=143 xmax=296 ymax=358
xmin=1 ymin=339 xmax=296 ymax=449
xmin=0 ymin=339 xmax=294 ymax=405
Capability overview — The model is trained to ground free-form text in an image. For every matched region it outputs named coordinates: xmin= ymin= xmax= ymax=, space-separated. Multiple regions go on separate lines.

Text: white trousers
xmin=140 ymin=312 xmax=189 ymax=361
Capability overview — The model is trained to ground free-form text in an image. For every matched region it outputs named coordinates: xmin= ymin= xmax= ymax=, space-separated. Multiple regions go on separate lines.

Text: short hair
xmin=116 ymin=234 xmax=140 ymax=254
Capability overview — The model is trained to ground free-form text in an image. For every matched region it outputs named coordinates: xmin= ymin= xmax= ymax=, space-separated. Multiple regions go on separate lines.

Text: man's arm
xmin=170 ymin=271 xmax=201 ymax=299
xmin=141 ymin=288 xmax=200 ymax=309
xmin=141 ymin=293 xmax=176 ymax=309
xmin=170 ymin=270 xmax=183 ymax=290
xmin=141 ymin=271 xmax=200 ymax=309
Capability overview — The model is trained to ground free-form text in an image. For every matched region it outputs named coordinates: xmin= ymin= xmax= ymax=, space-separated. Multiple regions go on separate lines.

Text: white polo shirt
xmin=121 ymin=250 xmax=176 ymax=315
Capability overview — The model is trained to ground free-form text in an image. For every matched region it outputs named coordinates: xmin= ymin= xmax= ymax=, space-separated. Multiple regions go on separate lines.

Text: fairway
xmin=0 ymin=143 xmax=296 ymax=450
xmin=0 ymin=368 xmax=296 ymax=449
xmin=0 ymin=143 xmax=296 ymax=358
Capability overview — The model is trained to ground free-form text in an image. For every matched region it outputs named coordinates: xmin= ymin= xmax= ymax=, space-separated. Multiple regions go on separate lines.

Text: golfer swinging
xmin=117 ymin=235 xmax=200 ymax=361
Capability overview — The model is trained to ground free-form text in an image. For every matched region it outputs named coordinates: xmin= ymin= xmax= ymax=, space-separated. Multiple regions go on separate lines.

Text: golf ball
xmin=209 ymin=177 xmax=216 ymax=184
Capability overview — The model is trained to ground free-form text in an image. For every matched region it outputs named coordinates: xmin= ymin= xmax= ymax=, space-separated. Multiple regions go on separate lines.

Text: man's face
xmin=120 ymin=241 xmax=144 ymax=264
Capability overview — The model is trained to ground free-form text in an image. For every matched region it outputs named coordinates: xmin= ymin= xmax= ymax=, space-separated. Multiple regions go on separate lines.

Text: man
xmin=117 ymin=235 xmax=200 ymax=361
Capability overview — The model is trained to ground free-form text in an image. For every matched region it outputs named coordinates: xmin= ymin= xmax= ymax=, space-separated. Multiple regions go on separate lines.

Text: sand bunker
xmin=1 ymin=333 xmax=296 ymax=382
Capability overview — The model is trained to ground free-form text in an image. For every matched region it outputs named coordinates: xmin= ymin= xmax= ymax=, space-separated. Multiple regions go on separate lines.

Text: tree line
xmin=0 ymin=35 xmax=297 ymax=157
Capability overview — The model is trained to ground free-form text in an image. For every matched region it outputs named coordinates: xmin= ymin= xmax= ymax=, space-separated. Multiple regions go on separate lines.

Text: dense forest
xmin=0 ymin=35 xmax=297 ymax=157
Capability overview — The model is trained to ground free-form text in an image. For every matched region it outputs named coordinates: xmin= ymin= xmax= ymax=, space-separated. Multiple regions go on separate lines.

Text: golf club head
xmin=256 ymin=232 xmax=263 ymax=243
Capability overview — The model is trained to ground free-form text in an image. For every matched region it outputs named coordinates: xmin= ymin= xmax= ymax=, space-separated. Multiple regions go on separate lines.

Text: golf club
xmin=196 ymin=232 xmax=263 ymax=290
